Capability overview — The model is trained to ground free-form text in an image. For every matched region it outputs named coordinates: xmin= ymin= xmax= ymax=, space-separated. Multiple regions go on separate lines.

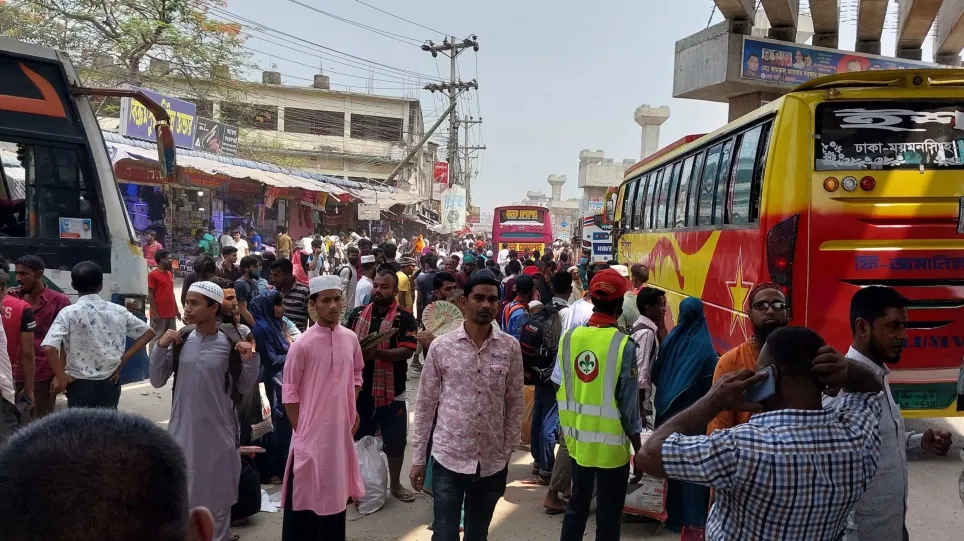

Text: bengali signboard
xmin=432 ymin=161 xmax=449 ymax=200
xmin=357 ymin=203 xmax=381 ymax=221
xmin=194 ymin=117 xmax=239 ymax=157
xmin=119 ymin=85 xmax=197 ymax=148
xmin=440 ymin=185 xmax=467 ymax=233
xmin=740 ymin=36 xmax=936 ymax=87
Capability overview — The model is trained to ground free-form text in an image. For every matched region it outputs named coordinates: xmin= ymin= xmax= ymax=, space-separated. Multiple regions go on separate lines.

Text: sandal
xmin=544 ymin=506 xmax=565 ymax=515
xmin=521 ymin=476 xmax=550 ymax=486
xmin=391 ymin=487 xmax=417 ymax=503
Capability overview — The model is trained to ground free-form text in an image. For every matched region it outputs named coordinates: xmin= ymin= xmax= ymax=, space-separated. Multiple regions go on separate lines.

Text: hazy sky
xmin=227 ymin=0 xmax=937 ymax=212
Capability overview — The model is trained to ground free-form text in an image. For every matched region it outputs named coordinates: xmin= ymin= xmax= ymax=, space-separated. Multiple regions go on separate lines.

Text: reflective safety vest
xmin=556 ymin=326 xmax=631 ymax=469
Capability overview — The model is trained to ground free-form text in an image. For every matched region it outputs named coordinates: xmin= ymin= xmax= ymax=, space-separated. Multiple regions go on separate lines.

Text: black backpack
xmin=172 ymin=323 xmax=247 ymax=407
xmin=519 ymin=302 xmax=560 ymax=385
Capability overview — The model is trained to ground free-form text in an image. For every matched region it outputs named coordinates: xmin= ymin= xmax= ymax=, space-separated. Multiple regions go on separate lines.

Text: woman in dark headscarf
xmin=250 ymin=290 xmax=291 ymax=483
xmin=652 ymin=297 xmax=719 ymax=534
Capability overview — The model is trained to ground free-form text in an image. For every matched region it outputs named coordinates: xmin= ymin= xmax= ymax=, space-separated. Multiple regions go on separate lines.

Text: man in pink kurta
xmin=282 ymin=275 xmax=364 ymax=541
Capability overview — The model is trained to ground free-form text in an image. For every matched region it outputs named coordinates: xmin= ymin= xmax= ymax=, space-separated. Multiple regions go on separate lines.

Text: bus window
xmin=750 ymin=122 xmax=772 ymax=222
xmin=644 ymin=168 xmax=662 ymax=230
xmin=685 ymin=151 xmax=705 ymax=226
xmin=621 ymin=179 xmax=637 ymax=230
xmin=674 ymin=155 xmax=695 ymax=228
xmin=654 ymin=164 xmax=672 ymax=230
xmin=728 ymin=125 xmax=764 ymax=225
xmin=697 ymin=144 xmax=723 ymax=226
xmin=712 ymin=139 xmax=734 ymax=225
xmin=1 ymin=142 xmax=103 ymax=241
xmin=632 ymin=174 xmax=648 ymax=230
xmin=664 ymin=161 xmax=683 ymax=229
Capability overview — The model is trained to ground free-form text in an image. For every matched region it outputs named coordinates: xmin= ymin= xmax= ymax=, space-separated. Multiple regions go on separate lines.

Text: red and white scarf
xmin=353 ymin=301 xmax=399 ymax=407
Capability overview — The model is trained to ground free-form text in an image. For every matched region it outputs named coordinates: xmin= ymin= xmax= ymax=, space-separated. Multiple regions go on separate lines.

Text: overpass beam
xmin=896 ymin=0 xmax=942 ymax=59
xmin=809 ymin=0 xmax=840 ymax=48
xmin=936 ymin=0 xmax=964 ymax=64
xmin=761 ymin=0 xmax=800 ymax=42
xmin=855 ymin=0 xmax=888 ymax=54
xmin=714 ymin=0 xmax=756 ymax=33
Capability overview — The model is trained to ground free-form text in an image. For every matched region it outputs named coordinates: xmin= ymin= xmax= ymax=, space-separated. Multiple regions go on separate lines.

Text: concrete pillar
xmin=760 ymin=0 xmax=799 ymax=42
xmin=547 ymin=175 xmax=566 ymax=203
xmin=936 ymin=52 xmax=963 ymax=66
xmin=767 ymin=26 xmax=798 ymax=42
xmin=728 ymin=92 xmax=783 ymax=123
xmin=855 ymin=40 xmax=882 ymax=55
xmin=633 ymin=105 xmax=671 ymax=160
xmin=897 ymin=0 xmax=943 ymax=54
xmin=713 ymin=0 xmax=756 ymax=26
xmin=936 ymin=0 xmax=964 ymax=57
xmin=896 ymin=47 xmax=923 ymax=60
xmin=812 ymin=32 xmax=839 ymax=48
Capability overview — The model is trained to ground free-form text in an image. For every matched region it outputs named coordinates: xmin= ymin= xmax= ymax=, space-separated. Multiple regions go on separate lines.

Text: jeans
xmin=264 ymin=364 xmax=292 ymax=479
xmin=66 ymin=378 xmax=121 ymax=409
xmin=560 ymin=459 xmax=629 ymax=541
xmin=431 ymin=461 xmax=508 ymax=541
xmin=530 ymin=384 xmax=559 ymax=476
xmin=0 ymin=399 xmax=19 ymax=445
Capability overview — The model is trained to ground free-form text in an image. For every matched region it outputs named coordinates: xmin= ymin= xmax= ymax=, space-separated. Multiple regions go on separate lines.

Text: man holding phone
xmin=634 ymin=326 xmax=886 ymax=541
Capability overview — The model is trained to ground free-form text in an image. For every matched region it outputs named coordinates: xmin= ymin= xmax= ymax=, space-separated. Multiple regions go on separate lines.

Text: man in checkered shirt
xmin=635 ymin=326 xmax=885 ymax=541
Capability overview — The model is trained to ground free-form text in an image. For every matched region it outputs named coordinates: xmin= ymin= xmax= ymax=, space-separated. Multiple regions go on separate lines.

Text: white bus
xmin=0 ymin=37 xmax=176 ymax=383
xmin=578 ymin=210 xmax=613 ymax=263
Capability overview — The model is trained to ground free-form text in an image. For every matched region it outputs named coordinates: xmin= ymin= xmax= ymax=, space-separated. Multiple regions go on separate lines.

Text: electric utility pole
xmin=461 ymin=117 xmax=485 ymax=204
xmin=422 ymin=35 xmax=479 ymax=190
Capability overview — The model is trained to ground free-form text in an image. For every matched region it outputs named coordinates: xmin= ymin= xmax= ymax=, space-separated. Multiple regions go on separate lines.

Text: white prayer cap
xmin=360 ymin=255 xmax=376 ymax=264
xmin=309 ymin=275 xmax=341 ymax=295
xmin=528 ymin=300 xmax=543 ymax=310
xmin=568 ymin=266 xmax=579 ymax=273
xmin=611 ymin=264 xmax=630 ymax=278
xmin=187 ymin=281 xmax=224 ymax=304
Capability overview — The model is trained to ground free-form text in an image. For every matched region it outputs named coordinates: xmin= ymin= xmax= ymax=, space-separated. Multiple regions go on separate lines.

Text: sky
xmin=226 ymin=0 xmax=938 ymax=213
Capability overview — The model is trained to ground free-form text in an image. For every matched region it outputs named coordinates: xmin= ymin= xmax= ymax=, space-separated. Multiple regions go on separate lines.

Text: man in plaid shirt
xmin=635 ymin=326 xmax=885 ymax=541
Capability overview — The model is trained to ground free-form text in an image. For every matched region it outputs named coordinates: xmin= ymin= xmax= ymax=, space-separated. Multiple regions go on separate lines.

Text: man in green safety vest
xmin=550 ymin=267 xmax=643 ymax=541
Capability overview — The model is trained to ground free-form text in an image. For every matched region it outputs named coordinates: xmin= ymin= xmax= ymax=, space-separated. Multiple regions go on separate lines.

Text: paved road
xmin=108 ymin=372 xmax=964 ymax=541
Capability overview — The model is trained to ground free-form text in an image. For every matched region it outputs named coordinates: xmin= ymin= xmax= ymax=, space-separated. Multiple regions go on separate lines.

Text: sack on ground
xmin=623 ymin=429 xmax=667 ymax=521
xmin=355 ymin=435 xmax=388 ymax=515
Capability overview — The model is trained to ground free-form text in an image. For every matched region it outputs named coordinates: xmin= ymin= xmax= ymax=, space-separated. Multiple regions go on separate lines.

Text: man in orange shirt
xmin=706 ymin=283 xmax=788 ymax=434
xmin=147 ymin=250 xmax=180 ymax=348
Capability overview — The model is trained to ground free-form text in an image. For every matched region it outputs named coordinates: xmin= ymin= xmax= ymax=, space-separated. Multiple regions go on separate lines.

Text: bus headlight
xmin=842 ymin=176 xmax=858 ymax=191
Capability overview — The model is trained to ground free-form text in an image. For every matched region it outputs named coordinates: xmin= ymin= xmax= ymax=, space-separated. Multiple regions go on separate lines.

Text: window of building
xmin=697 ymin=145 xmax=723 ymax=226
xmin=644 ymin=168 xmax=662 ymax=230
xmin=283 ymin=108 xmax=345 ymax=136
xmin=675 ymin=155 xmax=695 ymax=228
xmin=728 ymin=123 xmax=769 ymax=225
xmin=219 ymin=102 xmax=279 ymax=130
xmin=712 ymin=139 xmax=734 ymax=225
xmin=350 ymin=114 xmax=402 ymax=142
xmin=685 ymin=151 xmax=704 ymax=227
xmin=632 ymin=174 xmax=648 ymax=230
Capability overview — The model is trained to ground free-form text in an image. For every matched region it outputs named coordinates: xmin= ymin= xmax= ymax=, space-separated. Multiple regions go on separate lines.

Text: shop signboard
xmin=194 ymin=117 xmax=239 ymax=157
xmin=358 ymin=203 xmax=380 ymax=220
xmin=119 ymin=85 xmax=197 ymax=149
xmin=740 ymin=36 xmax=936 ymax=87
xmin=467 ymin=205 xmax=481 ymax=224
xmin=440 ymin=185 xmax=467 ymax=233
xmin=432 ymin=161 xmax=449 ymax=200
xmin=370 ymin=220 xmax=388 ymax=236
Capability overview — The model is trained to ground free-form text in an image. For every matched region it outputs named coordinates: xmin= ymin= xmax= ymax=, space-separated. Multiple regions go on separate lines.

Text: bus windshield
xmin=815 ymin=101 xmax=964 ymax=170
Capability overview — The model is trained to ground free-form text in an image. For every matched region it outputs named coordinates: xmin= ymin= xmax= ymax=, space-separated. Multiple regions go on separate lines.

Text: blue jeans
xmin=432 ymin=462 xmax=507 ymax=541
xmin=530 ymin=384 xmax=559 ymax=476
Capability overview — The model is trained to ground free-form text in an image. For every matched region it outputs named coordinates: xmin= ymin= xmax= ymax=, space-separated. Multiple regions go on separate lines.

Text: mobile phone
xmin=16 ymin=393 xmax=32 ymax=415
xmin=743 ymin=365 xmax=777 ymax=403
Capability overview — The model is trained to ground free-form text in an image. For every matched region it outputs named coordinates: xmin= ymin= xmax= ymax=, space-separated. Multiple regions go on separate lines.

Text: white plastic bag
xmin=355 ymin=436 xmax=388 ymax=515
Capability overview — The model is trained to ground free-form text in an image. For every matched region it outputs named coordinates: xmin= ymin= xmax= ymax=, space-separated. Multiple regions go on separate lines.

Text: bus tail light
xmin=766 ymin=214 xmax=799 ymax=319
xmin=823 ymin=177 xmax=839 ymax=192
xmin=842 ymin=176 xmax=858 ymax=191
xmin=860 ymin=176 xmax=876 ymax=191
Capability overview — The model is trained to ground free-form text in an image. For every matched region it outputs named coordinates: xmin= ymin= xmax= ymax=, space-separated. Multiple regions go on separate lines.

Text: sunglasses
xmin=751 ymin=300 xmax=787 ymax=312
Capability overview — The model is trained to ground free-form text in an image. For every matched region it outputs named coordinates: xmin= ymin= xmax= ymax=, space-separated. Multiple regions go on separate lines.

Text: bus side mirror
xmin=155 ymin=123 xmax=177 ymax=183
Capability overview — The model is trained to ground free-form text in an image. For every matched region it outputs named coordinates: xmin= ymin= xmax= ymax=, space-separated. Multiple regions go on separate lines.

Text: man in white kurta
xmin=150 ymin=281 xmax=259 ymax=541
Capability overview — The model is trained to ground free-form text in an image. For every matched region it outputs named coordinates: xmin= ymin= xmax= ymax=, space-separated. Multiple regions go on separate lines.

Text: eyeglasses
xmin=751 ymin=300 xmax=787 ymax=312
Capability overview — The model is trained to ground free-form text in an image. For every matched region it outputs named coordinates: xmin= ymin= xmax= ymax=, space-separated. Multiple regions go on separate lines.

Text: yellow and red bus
xmin=614 ymin=69 xmax=964 ymax=417
xmin=492 ymin=205 xmax=553 ymax=257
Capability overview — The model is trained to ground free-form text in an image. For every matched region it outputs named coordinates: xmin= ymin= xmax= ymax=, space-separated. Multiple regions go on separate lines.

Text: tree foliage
xmin=0 ymin=0 xmax=250 ymax=93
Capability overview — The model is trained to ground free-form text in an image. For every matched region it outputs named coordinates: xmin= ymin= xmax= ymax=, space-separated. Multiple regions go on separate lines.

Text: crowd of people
xmin=0 ymin=230 xmax=956 ymax=541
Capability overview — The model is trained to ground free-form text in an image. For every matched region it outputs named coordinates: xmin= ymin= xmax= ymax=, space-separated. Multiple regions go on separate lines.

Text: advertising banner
xmin=358 ymin=203 xmax=381 ymax=221
xmin=740 ymin=36 xmax=936 ymax=87
xmin=440 ymin=185 xmax=467 ymax=233
xmin=467 ymin=205 xmax=480 ymax=224
xmin=119 ymin=85 xmax=197 ymax=148
xmin=194 ymin=117 xmax=239 ymax=157
xmin=432 ymin=161 xmax=449 ymax=200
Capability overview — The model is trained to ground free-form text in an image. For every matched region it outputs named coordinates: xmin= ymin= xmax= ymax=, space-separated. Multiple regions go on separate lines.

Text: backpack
xmin=208 ymin=235 xmax=221 ymax=257
xmin=500 ymin=300 xmax=526 ymax=330
xmin=519 ymin=302 xmax=560 ymax=385
xmin=172 ymin=323 xmax=246 ymax=407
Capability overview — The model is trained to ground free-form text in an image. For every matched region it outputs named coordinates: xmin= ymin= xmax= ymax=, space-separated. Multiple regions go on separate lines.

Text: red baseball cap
xmin=523 ymin=265 xmax=541 ymax=277
xmin=589 ymin=268 xmax=628 ymax=301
